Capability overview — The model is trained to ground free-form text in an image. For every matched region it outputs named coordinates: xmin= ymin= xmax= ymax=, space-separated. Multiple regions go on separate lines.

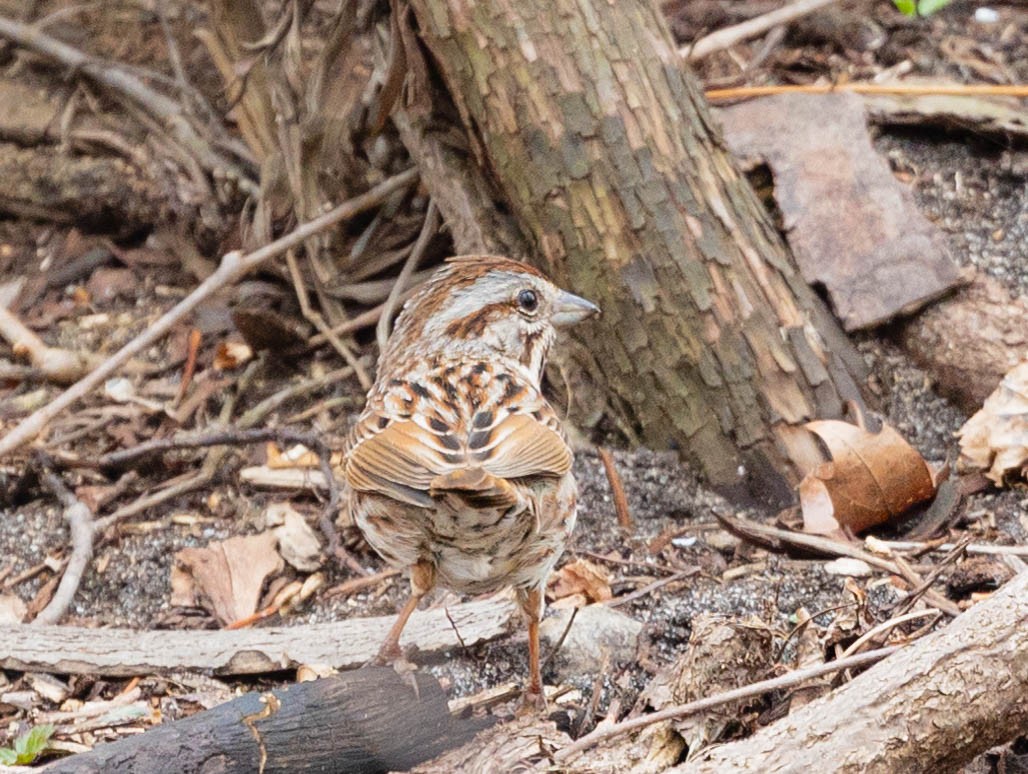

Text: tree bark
xmin=403 ymin=0 xmax=867 ymax=505
xmin=678 ymin=569 xmax=1028 ymax=773
xmin=45 ymin=668 xmax=490 ymax=774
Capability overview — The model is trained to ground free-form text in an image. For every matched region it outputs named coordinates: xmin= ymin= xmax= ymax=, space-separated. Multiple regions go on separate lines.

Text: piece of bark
xmin=406 ymin=0 xmax=867 ymax=506
xmin=45 ymin=667 xmax=491 ymax=774
xmin=677 ymin=570 xmax=1028 ymax=773
xmin=898 ymin=275 xmax=1028 ymax=412
xmin=716 ymin=92 xmax=963 ymax=331
xmin=0 ymin=595 xmax=515 ymax=676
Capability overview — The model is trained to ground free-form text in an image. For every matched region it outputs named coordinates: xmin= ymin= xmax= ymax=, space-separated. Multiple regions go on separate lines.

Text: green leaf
xmin=8 ymin=724 xmax=55 ymax=764
xmin=893 ymin=0 xmax=917 ymax=15
xmin=917 ymin=0 xmax=953 ymax=14
xmin=0 ymin=748 xmax=17 ymax=765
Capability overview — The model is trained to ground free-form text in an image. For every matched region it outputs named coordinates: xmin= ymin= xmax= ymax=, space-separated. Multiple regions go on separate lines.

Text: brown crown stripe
xmin=444 ymin=301 xmax=509 ymax=339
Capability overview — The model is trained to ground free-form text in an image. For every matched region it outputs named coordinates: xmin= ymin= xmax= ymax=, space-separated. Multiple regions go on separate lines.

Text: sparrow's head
xmin=381 ymin=255 xmax=599 ymax=379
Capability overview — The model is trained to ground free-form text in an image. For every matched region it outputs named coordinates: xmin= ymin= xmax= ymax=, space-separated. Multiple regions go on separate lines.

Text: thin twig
xmin=34 ymin=456 xmax=95 ymax=625
xmin=597 ymin=447 xmax=633 ymax=530
xmin=705 ymin=82 xmax=1028 ymax=101
xmin=173 ymin=328 xmax=202 ymax=408
xmin=604 ymin=569 xmax=697 ymax=608
xmin=892 ymin=534 xmax=972 ymax=618
xmin=684 ymin=0 xmax=840 ymax=61
xmin=376 ymin=200 xmax=439 ymax=351
xmin=154 ymin=2 xmax=190 ymax=97
xmin=323 ymin=569 xmax=401 ymax=599
xmin=97 ymin=427 xmax=326 ymax=469
xmin=308 ymin=289 xmax=420 ymax=347
xmin=285 ymin=247 xmax=373 ymax=389
xmin=554 ymin=645 xmax=900 ymax=762
xmin=541 ymin=607 xmax=578 ymax=674
xmin=0 ymin=168 xmax=417 ymax=458
xmin=839 ymin=609 xmax=940 ymax=660
xmin=868 ymin=539 xmax=1028 ymax=558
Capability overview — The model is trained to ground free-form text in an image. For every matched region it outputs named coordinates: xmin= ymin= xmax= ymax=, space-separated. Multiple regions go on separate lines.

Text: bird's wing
xmin=472 ymin=409 xmax=572 ymax=480
xmin=344 ymin=367 xmax=571 ymax=507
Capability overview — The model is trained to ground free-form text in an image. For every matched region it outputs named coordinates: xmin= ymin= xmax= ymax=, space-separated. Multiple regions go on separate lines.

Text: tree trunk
xmin=403 ymin=0 xmax=867 ymax=505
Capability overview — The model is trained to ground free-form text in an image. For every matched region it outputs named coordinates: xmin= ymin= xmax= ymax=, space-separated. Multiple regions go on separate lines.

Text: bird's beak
xmin=551 ymin=290 xmax=600 ymax=327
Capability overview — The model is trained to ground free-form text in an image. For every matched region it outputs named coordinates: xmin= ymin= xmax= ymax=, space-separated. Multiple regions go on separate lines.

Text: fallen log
xmin=678 ymin=569 xmax=1028 ymax=773
xmin=44 ymin=667 xmax=490 ymax=774
xmin=0 ymin=595 xmax=514 ymax=676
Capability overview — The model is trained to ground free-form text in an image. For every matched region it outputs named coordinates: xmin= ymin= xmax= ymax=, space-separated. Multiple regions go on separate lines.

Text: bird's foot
xmin=516 ymin=685 xmax=548 ymax=716
xmin=367 ymin=644 xmax=421 ymax=698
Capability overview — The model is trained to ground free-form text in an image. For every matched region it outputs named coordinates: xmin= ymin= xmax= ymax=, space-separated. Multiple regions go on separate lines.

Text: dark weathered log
xmin=677 ymin=569 xmax=1028 ymax=773
xmin=404 ymin=0 xmax=867 ymax=505
xmin=46 ymin=668 xmax=491 ymax=774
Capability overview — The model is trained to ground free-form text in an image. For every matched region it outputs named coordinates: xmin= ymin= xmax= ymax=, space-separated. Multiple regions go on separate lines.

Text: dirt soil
xmin=0 ymin=0 xmax=1025 ymax=768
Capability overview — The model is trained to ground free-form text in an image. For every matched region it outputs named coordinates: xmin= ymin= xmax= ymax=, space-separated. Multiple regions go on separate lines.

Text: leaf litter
xmin=0 ymin=0 xmax=1025 ymax=768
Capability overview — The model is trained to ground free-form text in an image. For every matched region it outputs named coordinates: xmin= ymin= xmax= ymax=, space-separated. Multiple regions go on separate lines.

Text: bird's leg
xmin=516 ymin=586 xmax=547 ymax=712
xmin=374 ymin=559 xmax=435 ymax=664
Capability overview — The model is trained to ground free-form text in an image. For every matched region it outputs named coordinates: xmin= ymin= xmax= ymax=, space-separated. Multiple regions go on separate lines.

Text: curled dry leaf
xmin=957 ymin=360 xmax=1028 ymax=485
xmin=547 ymin=558 xmax=612 ymax=608
xmin=800 ymin=418 xmax=936 ymax=534
xmin=171 ymin=532 xmax=284 ymax=626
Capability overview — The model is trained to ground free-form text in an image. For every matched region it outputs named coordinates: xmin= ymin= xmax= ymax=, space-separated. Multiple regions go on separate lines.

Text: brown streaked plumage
xmin=340 ymin=255 xmax=599 ymax=708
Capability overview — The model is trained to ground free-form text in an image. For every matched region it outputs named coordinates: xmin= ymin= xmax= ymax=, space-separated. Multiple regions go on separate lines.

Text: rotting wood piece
xmin=403 ymin=0 xmax=868 ymax=507
xmin=0 ymin=595 xmax=515 ymax=676
xmin=45 ymin=667 xmax=492 ymax=774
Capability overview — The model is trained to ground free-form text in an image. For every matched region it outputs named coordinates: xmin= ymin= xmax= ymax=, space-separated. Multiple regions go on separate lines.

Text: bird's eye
xmin=516 ymin=289 xmax=539 ymax=314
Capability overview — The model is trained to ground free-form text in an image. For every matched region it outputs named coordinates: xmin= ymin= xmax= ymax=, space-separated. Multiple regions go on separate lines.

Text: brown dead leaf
xmin=548 ymin=558 xmax=612 ymax=607
xmin=800 ymin=418 xmax=935 ymax=534
xmin=957 ymin=360 xmax=1028 ymax=485
xmin=171 ymin=532 xmax=284 ymax=626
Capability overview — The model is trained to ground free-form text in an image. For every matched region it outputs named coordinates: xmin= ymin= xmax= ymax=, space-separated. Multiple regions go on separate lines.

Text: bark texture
xmin=405 ymin=0 xmax=866 ymax=503
xmin=47 ymin=668 xmax=490 ymax=774
xmin=679 ymin=569 xmax=1028 ymax=773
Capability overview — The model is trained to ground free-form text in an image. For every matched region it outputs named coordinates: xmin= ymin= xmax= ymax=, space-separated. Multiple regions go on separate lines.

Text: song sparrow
xmin=341 ymin=255 xmax=599 ymax=706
